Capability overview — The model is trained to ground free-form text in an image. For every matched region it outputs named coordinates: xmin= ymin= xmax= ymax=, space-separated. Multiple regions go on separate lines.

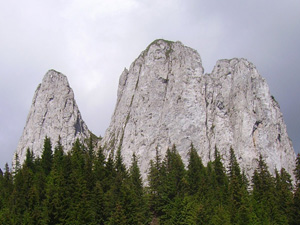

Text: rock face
xmin=102 ymin=39 xmax=295 ymax=180
xmin=15 ymin=70 xmax=90 ymax=163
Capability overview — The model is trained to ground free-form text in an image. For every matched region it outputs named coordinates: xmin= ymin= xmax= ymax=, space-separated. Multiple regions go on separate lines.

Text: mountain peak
xmin=102 ymin=40 xmax=295 ymax=180
xmin=15 ymin=70 xmax=90 ymax=164
xmin=42 ymin=69 xmax=69 ymax=87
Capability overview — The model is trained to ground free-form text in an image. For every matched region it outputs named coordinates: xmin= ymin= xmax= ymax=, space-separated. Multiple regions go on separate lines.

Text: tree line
xmin=0 ymin=137 xmax=300 ymax=224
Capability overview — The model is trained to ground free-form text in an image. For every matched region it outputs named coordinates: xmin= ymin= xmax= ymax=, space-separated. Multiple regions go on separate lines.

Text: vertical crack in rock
xmin=74 ymin=116 xmax=83 ymax=136
xmin=204 ymin=81 xmax=212 ymax=160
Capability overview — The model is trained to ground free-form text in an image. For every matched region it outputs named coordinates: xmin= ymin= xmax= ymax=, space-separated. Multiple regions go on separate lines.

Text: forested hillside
xmin=1 ymin=137 xmax=300 ymax=224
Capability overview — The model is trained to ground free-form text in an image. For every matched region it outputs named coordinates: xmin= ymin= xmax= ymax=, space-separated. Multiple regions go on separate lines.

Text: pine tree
xmin=104 ymin=147 xmax=135 ymax=224
xmin=108 ymin=203 xmax=127 ymax=225
xmin=179 ymin=195 xmax=201 ymax=225
xmin=164 ymin=145 xmax=186 ymax=197
xmin=147 ymin=146 xmax=163 ymax=218
xmin=85 ymin=135 xmax=96 ymax=192
xmin=24 ymin=148 xmax=35 ymax=171
xmin=128 ymin=153 xmax=147 ymax=224
xmin=115 ymin=147 xmax=127 ymax=179
xmin=65 ymin=139 xmax=96 ymax=224
xmin=93 ymin=180 xmax=105 ymax=225
xmin=214 ymin=146 xmax=227 ymax=188
xmin=213 ymin=146 xmax=228 ymax=203
xmin=41 ymin=136 xmax=53 ymax=176
xmin=274 ymin=168 xmax=293 ymax=224
xmin=13 ymin=153 xmax=21 ymax=174
xmin=0 ymin=163 xmax=13 ymax=223
xmin=228 ymin=147 xmax=252 ymax=224
xmin=94 ymin=145 xmax=106 ymax=182
xmin=104 ymin=151 xmax=116 ymax=192
xmin=93 ymin=145 xmax=106 ymax=224
xmin=187 ymin=143 xmax=206 ymax=195
xmin=43 ymin=138 xmax=68 ymax=224
xmin=197 ymin=147 xmax=229 ymax=224
xmin=159 ymin=145 xmax=186 ymax=224
xmin=11 ymin=150 xmax=38 ymax=224
xmin=252 ymin=154 xmax=278 ymax=224
xmin=103 ymin=151 xmax=117 ymax=222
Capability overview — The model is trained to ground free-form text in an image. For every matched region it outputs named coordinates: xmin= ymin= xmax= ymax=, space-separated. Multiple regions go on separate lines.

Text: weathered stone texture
xmin=15 ymin=70 xmax=90 ymax=163
xmin=102 ymin=39 xmax=295 ymax=180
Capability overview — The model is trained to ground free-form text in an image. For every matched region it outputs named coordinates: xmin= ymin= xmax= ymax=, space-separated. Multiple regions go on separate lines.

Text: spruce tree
xmin=115 ymin=147 xmax=127 ymax=179
xmin=213 ymin=146 xmax=228 ymax=203
xmin=252 ymin=154 xmax=278 ymax=224
xmin=66 ymin=139 xmax=96 ymax=224
xmin=0 ymin=163 xmax=13 ymax=223
xmin=147 ymin=146 xmax=163 ymax=218
xmin=24 ymin=148 xmax=35 ymax=171
xmin=104 ymin=147 xmax=131 ymax=224
xmin=187 ymin=143 xmax=206 ymax=195
xmin=128 ymin=153 xmax=147 ymax=224
xmin=11 ymin=151 xmax=37 ymax=224
xmin=85 ymin=135 xmax=95 ymax=192
xmin=274 ymin=168 xmax=293 ymax=224
xmin=228 ymin=147 xmax=252 ymax=224
xmin=108 ymin=203 xmax=127 ymax=225
xmin=94 ymin=146 xmax=106 ymax=182
xmin=160 ymin=145 xmax=186 ymax=224
xmin=13 ymin=153 xmax=21 ymax=174
xmin=43 ymin=138 xmax=68 ymax=224
xmin=93 ymin=146 xmax=106 ymax=224
xmin=41 ymin=136 xmax=53 ymax=176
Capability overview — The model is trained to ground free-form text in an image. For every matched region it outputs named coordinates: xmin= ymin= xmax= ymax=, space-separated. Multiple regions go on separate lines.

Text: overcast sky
xmin=1 ymin=0 xmax=299 ymax=169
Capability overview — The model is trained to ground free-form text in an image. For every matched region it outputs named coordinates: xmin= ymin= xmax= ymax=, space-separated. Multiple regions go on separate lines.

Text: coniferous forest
xmin=1 ymin=136 xmax=300 ymax=224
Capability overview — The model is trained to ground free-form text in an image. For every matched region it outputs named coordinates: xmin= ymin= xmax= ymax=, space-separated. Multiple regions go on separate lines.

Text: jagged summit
xmin=14 ymin=40 xmax=295 ymax=181
xmin=41 ymin=69 xmax=69 ymax=87
xmin=102 ymin=40 xmax=295 ymax=180
xmin=15 ymin=70 xmax=90 ymax=164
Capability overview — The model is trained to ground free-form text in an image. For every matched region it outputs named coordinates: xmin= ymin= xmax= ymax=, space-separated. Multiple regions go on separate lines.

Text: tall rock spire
xmin=15 ymin=69 xmax=90 ymax=163
xmin=101 ymin=39 xmax=295 ymax=179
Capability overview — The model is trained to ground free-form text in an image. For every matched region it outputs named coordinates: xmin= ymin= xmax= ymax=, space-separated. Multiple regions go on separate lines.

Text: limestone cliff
xmin=102 ymin=39 xmax=295 ymax=179
xmin=15 ymin=70 xmax=90 ymax=163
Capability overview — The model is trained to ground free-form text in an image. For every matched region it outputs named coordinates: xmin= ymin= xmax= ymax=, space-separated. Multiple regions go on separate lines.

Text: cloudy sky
xmin=1 ymin=0 xmax=299 ymax=169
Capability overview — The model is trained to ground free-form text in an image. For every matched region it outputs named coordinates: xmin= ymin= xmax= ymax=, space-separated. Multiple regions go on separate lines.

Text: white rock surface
xmin=102 ymin=39 xmax=296 ymax=180
xmin=15 ymin=70 xmax=90 ymax=163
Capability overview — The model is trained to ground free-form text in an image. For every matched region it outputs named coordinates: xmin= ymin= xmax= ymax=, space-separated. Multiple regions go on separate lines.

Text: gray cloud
xmin=1 ymin=0 xmax=299 ymax=169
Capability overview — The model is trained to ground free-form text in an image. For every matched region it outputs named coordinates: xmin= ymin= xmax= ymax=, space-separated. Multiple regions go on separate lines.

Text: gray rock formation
xmin=102 ymin=39 xmax=295 ymax=180
xmin=15 ymin=70 xmax=90 ymax=164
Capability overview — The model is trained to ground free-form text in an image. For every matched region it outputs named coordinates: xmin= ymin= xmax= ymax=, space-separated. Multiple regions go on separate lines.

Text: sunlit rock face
xmin=15 ymin=70 xmax=90 ymax=163
xmin=102 ymin=39 xmax=295 ymax=180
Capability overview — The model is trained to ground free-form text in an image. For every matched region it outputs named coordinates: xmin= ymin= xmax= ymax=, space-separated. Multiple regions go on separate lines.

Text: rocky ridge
xmin=14 ymin=40 xmax=296 ymax=181
xmin=15 ymin=70 xmax=90 ymax=163
xmin=101 ymin=39 xmax=296 ymax=180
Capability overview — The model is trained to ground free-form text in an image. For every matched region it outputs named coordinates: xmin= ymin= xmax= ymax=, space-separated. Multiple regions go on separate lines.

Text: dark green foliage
xmin=228 ymin=147 xmax=253 ymax=224
xmin=147 ymin=146 xmax=163 ymax=217
xmin=187 ymin=143 xmax=206 ymax=195
xmin=252 ymin=154 xmax=281 ymax=224
xmin=41 ymin=136 xmax=53 ymax=176
xmin=159 ymin=145 xmax=186 ymax=224
xmin=0 ymin=138 xmax=298 ymax=224
xmin=275 ymin=168 xmax=293 ymax=224
xmin=213 ymin=146 xmax=228 ymax=189
xmin=128 ymin=153 xmax=147 ymax=224
xmin=24 ymin=148 xmax=35 ymax=171
xmin=293 ymin=153 xmax=300 ymax=224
